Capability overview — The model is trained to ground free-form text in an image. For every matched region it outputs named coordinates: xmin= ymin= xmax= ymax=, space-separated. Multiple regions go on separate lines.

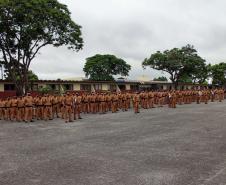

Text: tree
xmin=209 ymin=63 xmax=226 ymax=86
xmin=4 ymin=69 xmax=38 ymax=81
xmin=178 ymin=73 xmax=192 ymax=83
xmin=153 ymin=76 xmax=168 ymax=81
xmin=142 ymin=45 xmax=208 ymax=87
xmin=0 ymin=0 xmax=83 ymax=95
xmin=83 ymin=54 xmax=131 ymax=81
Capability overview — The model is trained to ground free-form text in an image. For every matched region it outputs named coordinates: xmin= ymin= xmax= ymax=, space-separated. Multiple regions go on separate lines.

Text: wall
xmin=125 ymin=84 xmax=131 ymax=90
xmin=163 ymin=85 xmax=168 ymax=90
xmin=102 ymin=84 xmax=110 ymax=91
xmin=73 ymin=83 xmax=80 ymax=91
xmin=0 ymin=83 xmax=4 ymax=92
xmin=37 ymin=83 xmax=47 ymax=88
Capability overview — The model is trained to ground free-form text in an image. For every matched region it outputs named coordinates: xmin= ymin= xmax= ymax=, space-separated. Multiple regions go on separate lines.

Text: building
xmin=0 ymin=79 xmax=208 ymax=98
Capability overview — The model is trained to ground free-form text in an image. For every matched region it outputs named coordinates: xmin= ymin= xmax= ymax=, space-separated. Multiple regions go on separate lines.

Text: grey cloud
xmin=30 ymin=0 xmax=226 ymax=80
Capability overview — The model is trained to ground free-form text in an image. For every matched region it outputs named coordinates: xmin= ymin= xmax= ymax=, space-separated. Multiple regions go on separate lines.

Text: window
xmin=118 ymin=85 xmax=126 ymax=91
xmin=80 ymin=84 xmax=91 ymax=91
xmin=110 ymin=84 xmax=117 ymax=91
xmin=50 ymin=84 xmax=56 ymax=90
xmin=63 ymin=84 xmax=73 ymax=91
xmin=4 ymin=84 xmax=15 ymax=91
xmin=130 ymin=85 xmax=139 ymax=91
xmin=94 ymin=84 xmax=102 ymax=91
xmin=32 ymin=84 xmax=38 ymax=91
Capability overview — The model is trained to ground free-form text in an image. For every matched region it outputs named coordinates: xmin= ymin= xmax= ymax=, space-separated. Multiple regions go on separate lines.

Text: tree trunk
xmin=14 ymin=79 xmax=24 ymax=96
xmin=23 ymin=68 xmax=29 ymax=95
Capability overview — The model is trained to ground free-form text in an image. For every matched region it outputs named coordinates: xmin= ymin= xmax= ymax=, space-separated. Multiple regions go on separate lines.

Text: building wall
xmin=73 ymin=83 xmax=80 ymax=91
xmin=187 ymin=85 xmax=192 ymax=90
xmin=125 ymin=84 xmax=131 ymax=90
xmin=163 ymin=85 xmax=168 ymax=90
xmin=102 ymin=84 xmax=109 ymax=91
xmin=37 ymin=83 xmax=47 ymax=88
xmin=0 ymin=83 xmax=4 ymax=92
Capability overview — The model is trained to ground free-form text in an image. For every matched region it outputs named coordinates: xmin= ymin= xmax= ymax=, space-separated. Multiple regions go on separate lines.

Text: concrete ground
xmin=1 ymin=102 xmax=226 ymax=185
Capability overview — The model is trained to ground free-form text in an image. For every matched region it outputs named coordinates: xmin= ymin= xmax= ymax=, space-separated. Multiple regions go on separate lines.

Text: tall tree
xmin=0 ymin=0 xmax=83 ymax=95
xmin=142 ymin=45 xmax=208 ymax=87
xmin=83 ymin=54 xmax=131 ymax=81
xmin=209 ymin=63 xmax=226 ymax=86
xmin=4 ymin=69 xmax=38 ymax=81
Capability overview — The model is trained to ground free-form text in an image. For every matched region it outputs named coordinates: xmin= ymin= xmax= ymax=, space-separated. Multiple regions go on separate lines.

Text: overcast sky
xmin=31 ymin=0 xmax=226 ymax=80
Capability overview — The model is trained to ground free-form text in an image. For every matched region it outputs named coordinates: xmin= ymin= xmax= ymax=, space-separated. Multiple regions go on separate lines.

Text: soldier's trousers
xmin=52 ymin=105 xmax=60 ymax=118
xmin=17 ymin=107 xmax=25 ymax=121
xmin=44 ymin=106 xmax=52 ymax=120
xmin=36 ymin=106 xmax=43 ymax=120
xmin=134 ymin=102 xmax=139 ymax=113
xmin=25 ymin=107 xmax=33 ymax=122
xmin=0 ymin=108 xmax=3 ymax=120
xmin=112 ymin=102 xmax=117 ymax=113
xmin=65 ymin=106 xmax=72 ymax=122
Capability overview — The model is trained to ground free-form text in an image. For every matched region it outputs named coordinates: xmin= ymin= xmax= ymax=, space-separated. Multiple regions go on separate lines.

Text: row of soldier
xmin=0 ymin=89 xmax=224 ymax=123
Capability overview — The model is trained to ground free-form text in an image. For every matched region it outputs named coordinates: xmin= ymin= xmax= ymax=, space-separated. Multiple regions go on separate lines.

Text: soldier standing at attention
xmin=52 ymin=95 xmax=60 ymax=118
xmin=90 ymin=93 xmax=95 ymax=113
xmin=24 ymin=93 xmax=34 ymax=123
xmin=204 ymin=90 xmax=209 ymax=104
xmin=121 ymin=93 xmax=127 ymax=111
xmin=109 ymin=92 xmax=114 ymax=112
xmin=74 ymin=93 xmax=82 ymax=120
xmin=219 ymin=89 xmax=224 ymax=102
xmin=111 ymin=92 xmax=117 ymax=113
xmin=144 ymin=91 xmax=149 ymax=109
xmin=42 ymin=94 xmax=53 ymax=121
xmin=159 ymin=92 xmax=164 ymax=107
xmin=171 ymin=91 xmax=177 ymax=108
xmin=0 ymin=99 xmax=4 ymax=120
xmin=36 ymin=96 xmax=43 ymax=120
xmin=83 ymin=94 xmax=89 ymax=114
xmin=17 ymin=96 xmax=25 ymax=122
xmin=95 ymin=93 xmax=99 ymax=113
xmin=64 ymin=93 xmax=73 ymax=123
xmin=210 ymin=89 xmax=215 ymax=102
xmin=10 ymin=96 xmax=18 ymax=121
xmin=197 ymin=90 xmax=202 ymax=104
xmin=133 ymin=92 xmax=140 ymax=113
xmin=5 ymin=97 xmax=11 ymax=121
xmin=148 ymin=91 xmax=154 ymax=108
xmin=60 ymin=94 xmax=66 ymax=119
xmin=87 ymin=93 xmax=92 ymax=113
xmin=118 ymin=92 xmax=122 ymax=110
xmin=106 ymin=92 xmax=111 ymax=112
xmin=126 ymin=92 xmax=131 ymax=110
xmin=176 ymin=91 xmax=182 ymax=105
xmin=99 ymin=93 xmax=105 ymax=114
xmin=139 ymin=91 xmax=144 ymax=108
xmin=2 ymin=99 xmax=7 ymax=120
xmin=168 ymin=91 xmax=172 ymax=108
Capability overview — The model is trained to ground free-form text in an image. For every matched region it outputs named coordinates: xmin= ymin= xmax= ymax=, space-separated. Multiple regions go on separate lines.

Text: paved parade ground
xmin=1 ymin=102 xmax=226 ymax=185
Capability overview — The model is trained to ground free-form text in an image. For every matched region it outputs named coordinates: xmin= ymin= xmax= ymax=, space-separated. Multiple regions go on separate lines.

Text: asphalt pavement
xmin=1 ymin=101 xmax=226 ymax=185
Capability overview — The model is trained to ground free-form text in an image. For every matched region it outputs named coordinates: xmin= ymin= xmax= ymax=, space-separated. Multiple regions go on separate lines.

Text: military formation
xmin=0 ymin=88 xmax=224 ymax=123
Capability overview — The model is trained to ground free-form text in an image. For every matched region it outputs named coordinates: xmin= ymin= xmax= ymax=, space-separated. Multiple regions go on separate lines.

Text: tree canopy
xmin=153 ymin=76 xmax=168 ymax=81
xmin=83 ymin=54 xmax=131 ymax=81
xmin=0 ymin=0 xmax=83 ymax=95
xmin=5 ymin=69 xmax=38 ymax=81
xmin=209 ymin=62 xmax=226 ymax=86
xmin=142 ymin=45 xmax=208 ymax=86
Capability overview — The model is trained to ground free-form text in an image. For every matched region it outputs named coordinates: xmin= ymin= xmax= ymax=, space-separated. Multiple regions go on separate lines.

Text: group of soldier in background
xmin=0 ymin=88 xmax=224 ymax=123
